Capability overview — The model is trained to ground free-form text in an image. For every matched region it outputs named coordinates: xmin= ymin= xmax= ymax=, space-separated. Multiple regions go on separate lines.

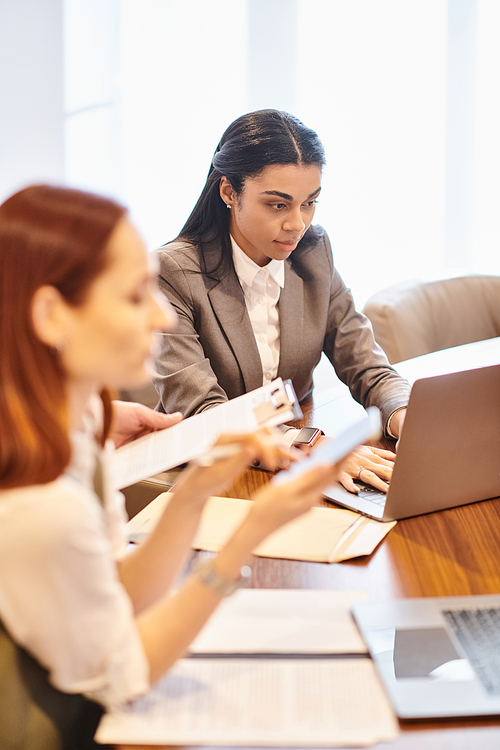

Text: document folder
xmin=111 ymin=378 xmax=302 ymax=490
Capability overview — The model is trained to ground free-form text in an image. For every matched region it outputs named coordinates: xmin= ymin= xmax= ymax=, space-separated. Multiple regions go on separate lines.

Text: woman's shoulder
xmin=0 ymin=475 xmax=93 ymax=504
xmin=0 ymin=477 xmax=101 ymax=548
xmin=156 ymin=237 xmax=199 ymax=263
xmin=156 ymin=235 xmax=229 ymax=283
xmin=155 ymin=237 xmax=211 ymax=276
xmin=159 ymin=237 xmax=198 ymax=254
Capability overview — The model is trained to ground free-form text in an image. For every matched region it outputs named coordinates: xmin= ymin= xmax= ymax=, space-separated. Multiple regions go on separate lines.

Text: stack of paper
xmin=189 ymin=589 xmax=369 ymax=654
xmin=95 ymin=590 xmax=398 ymax=747
xmin=97 ymin=658 xmax=397 ymax=747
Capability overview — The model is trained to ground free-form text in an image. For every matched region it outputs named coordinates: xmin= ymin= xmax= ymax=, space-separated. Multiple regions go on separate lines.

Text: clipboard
xmin=252 ymin=379 xmax=302 ymax=425
xmin=111 ymin=378 xmax=302 ymax=490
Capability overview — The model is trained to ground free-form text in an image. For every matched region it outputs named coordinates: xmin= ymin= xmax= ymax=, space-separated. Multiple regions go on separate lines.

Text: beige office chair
xmin=363 ymin=275 xmax=500 ymax=364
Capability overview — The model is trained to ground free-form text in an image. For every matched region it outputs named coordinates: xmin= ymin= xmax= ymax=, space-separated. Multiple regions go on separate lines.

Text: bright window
xmin=64 ymin=0 xmax=500 ymax=306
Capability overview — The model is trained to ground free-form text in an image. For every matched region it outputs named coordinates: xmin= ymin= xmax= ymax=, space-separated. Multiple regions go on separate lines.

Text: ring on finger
xmin=356 ymin=465 xmax=367 ymax=480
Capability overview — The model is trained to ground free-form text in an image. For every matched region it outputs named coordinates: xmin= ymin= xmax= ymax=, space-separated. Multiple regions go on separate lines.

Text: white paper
xmin=96 ymin=657 xmax=398 ymax=747
xmin=111 ymin=378 xmax=296 ymax=490
xmin=190 ymin=588 xmax=368 ymax=655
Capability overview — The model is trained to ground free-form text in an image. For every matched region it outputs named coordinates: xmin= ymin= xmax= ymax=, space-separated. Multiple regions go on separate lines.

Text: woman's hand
xmin=247 ymin=460 xmax=341 ymax=536
xmin=172 ymin=429 xmax=296 ymax=508
xmin=111 ymin=401 xmax=182 ymax=448
xmin=337 ymin=444 xmax=396 ymax=494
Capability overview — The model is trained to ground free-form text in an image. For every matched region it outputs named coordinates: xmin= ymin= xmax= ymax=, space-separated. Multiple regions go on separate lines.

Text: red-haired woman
xmin=0 ymin=185 xmax=343 ymax=748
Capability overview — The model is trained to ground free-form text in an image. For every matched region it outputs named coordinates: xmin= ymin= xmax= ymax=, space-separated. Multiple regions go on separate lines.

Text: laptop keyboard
xmin=354 ymin=481 xmax=387 ymax=507
xmin=442 ymin=607 xmax=500 ymax=695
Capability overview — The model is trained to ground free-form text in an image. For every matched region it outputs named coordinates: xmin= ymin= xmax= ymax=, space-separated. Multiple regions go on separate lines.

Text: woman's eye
xmin=128 ymin=288 xmax=148 ymax=305
xmin=269 ymin=203 xmax=287 ymax=211
xmin=305 ymin=200 xmax=319 ymax=209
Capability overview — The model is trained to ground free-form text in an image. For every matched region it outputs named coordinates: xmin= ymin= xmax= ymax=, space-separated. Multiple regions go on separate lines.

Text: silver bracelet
xmin=194 ymin=558 xmax=251 ymax=597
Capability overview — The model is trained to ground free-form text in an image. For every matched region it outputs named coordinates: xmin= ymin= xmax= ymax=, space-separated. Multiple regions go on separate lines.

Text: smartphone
xmin=272 ymin=407 xmax=382 ymax=486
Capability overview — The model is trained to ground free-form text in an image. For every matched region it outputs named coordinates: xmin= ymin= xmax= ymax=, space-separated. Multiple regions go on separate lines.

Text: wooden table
xmin=124 ymin=338 xmax=500 ymax=750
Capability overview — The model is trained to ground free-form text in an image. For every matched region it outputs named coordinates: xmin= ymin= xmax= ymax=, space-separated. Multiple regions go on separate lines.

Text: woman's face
xmin=221 ymin=163 xmax=322 ymax=267
xmin=59 ymin=217 xmax=175 ymax=390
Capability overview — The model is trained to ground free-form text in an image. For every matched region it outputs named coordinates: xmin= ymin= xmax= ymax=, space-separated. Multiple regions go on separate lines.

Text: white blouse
xmin=0 ymin=398 xmax=149 ymax=710
xmin=231 ymin=236 xmax=285 ymax=386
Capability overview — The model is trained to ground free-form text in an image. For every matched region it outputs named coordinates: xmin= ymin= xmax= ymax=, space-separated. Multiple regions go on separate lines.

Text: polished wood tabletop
xmin=122 ymin=338 xmax=500 ymax=750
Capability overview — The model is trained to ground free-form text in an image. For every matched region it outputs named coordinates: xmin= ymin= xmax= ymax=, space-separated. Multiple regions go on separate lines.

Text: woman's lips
xmin=273 ymin=240 xmax=299 ymax=252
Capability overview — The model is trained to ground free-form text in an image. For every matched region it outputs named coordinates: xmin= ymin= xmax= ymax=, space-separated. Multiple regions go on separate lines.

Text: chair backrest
xmin=362 ymin=275 xmax=500 ymax=364
xmin=0 ymin=620 xmax=104 ymax=750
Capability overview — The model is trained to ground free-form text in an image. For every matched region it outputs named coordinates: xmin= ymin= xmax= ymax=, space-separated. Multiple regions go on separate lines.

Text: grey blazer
xmin=153 ymin=229 xmax=410 ymax=431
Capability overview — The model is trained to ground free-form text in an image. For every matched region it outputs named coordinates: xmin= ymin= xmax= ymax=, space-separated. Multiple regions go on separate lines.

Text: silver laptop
xmin=323 ymin=364 xmax=500 ymax=521
xmin=353 ymin=595 xmax=500 ymax=718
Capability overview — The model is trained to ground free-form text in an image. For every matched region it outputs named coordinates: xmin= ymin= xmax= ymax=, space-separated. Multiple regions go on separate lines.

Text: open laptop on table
xmin=323 ymin=363 xmax=500 ymax=522
xmin=353 ymin=594 xmax=500 ymax=719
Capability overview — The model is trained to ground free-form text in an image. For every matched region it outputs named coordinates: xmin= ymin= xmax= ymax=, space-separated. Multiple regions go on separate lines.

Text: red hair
xmin=0 ymin=185 xmax=127 ymax=489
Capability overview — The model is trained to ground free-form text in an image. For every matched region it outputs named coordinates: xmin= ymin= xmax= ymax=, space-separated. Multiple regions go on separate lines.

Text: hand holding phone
xmin=272 ymin=407 xmax=382 ymax=486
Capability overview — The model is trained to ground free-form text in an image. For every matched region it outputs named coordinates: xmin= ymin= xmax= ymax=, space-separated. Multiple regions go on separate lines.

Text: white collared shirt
xmin=231 ymin=236 xmax=285 ymax=386
xmin=0 ymin=396 xmax=150 ymax=710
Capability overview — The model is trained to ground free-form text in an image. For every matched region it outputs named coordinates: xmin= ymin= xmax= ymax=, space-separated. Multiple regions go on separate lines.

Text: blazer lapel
xmin=278 ymin=260 xmax=304 ymax=382
xmin=208 ymin=272 xmax=263 ymax=393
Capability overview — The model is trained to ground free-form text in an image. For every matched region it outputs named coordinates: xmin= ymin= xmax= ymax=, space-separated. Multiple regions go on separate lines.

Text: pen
xmin=192 ymin=444 xmax=243 ymax=467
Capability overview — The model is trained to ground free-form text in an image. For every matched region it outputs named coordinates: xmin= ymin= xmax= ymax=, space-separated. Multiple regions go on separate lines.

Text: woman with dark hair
xmin=153 ymin=109 xmax=411 ymax=494
xmin=0 ymin=184 xmax=344 ymax=748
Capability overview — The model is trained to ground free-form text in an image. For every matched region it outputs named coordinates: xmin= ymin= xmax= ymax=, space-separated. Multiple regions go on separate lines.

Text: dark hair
xmin=0 ymin=184 xmax=127 ymax=489
xmin=174 ymin=109 xmax=326 ymax=278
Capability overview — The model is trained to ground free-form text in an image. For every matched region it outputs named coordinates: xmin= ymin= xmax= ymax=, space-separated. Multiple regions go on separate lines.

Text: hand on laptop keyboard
xmin=336 ymin=444 xmax=395 ymax=494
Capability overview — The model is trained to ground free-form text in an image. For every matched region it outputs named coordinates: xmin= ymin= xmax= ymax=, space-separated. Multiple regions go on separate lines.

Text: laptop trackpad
xmin=393 ymin=628 xmax=461 ymax=678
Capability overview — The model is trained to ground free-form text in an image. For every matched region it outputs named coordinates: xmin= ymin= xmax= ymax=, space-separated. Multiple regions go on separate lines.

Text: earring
xmin=226 ymin=203 xmax=231 ymax=209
